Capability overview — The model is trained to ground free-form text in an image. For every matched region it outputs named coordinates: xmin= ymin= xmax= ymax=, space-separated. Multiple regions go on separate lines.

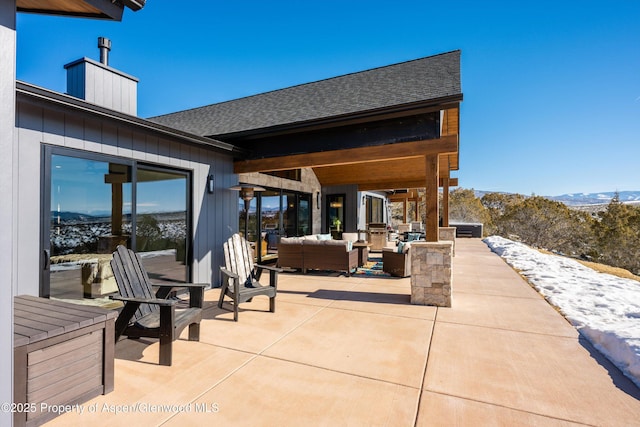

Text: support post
xmin=442 ymin=177 xmax=450 ymax=227
xmin=424 ymin=154 xmax=439 ymax=242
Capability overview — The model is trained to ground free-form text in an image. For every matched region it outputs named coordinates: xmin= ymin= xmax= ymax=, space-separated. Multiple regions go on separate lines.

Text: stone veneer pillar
xmin=410 ymin=241 xmax=453 ymax=307
xmin=438 ymin=227 xmax=456 ymax=256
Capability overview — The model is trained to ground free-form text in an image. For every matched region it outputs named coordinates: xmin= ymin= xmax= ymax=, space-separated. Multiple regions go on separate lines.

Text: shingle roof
xmin=149 ymin=50 xmax=461 ymax=138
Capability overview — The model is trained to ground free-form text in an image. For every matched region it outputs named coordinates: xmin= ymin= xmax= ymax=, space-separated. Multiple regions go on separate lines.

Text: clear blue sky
xmin=15 ymin=1 xmax=640 ymax=196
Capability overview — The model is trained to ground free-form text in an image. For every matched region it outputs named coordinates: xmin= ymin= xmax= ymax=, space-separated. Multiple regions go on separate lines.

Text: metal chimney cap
xmin=98 ymin=37 xmax=111 ymax=50
xmin=98 ymin=37 xmax=111 ymax=65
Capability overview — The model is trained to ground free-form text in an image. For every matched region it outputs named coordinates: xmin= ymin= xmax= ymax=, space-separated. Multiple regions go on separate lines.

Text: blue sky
xmin=16 ymin=1 xmax=640 ymax=196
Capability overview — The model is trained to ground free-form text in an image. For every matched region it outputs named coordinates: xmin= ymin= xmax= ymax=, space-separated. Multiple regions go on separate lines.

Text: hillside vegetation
xmin=448 ymin=189 xmax=640 ymax=276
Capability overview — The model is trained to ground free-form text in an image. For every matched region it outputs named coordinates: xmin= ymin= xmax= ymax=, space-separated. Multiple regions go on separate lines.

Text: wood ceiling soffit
xmin=233 ymin=135 xmax=457 ymax=174
xmin=359 ymin=177 xmax=458 ymax=192
xmin=312 ymin=155 xmax=454 ymax=186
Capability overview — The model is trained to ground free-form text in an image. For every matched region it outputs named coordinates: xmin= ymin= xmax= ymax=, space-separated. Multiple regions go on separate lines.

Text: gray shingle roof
xmin=149 ymin=50 xmax=461 ymax=137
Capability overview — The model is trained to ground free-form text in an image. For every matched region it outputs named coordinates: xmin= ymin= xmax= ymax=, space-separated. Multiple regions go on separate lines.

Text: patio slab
xmin=163 ymin=356 xmax=418 ymax=426
xmin=263 ymin=306 xmax=434 ymax=388
xmin=436 ymin=292 xmax=578 ymax=337
xmin=43 ymin=238 xmax=640 ymax=426
xmin=423 ymin=322 xmax=640 ymax=426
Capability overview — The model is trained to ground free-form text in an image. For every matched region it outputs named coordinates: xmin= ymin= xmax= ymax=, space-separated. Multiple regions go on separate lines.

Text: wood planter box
xmin=13 ymin=295 xmax=116 ymax=427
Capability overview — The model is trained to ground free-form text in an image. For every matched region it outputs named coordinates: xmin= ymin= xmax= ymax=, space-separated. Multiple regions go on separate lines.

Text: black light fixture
xmin=207 ymin=175 xmax=214 ymax=194
xmin=316 ymin=191 xmax=320 ymax=209
xmin=230 ymin=184 xmax=265 ymax=239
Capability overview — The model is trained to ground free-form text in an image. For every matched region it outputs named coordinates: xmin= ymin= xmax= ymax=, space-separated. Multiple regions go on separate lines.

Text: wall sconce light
xmin=316 ymin=191 xmax=320 ymax=209
xmin=207 ymin=174 xmax=214 ymax=194
xmin=362 ymin=195 xmax=366 ymax=205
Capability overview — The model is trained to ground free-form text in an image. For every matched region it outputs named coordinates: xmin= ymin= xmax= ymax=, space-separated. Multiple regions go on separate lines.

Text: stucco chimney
xmin=64 ymin=37 xmax=138 ymax=116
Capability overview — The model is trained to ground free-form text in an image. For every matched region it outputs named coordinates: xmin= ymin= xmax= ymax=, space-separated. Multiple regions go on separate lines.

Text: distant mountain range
xmin=548 ymin=191 xmax=640 ymax=206
xmin=473 ymin=191 xmax=640 ymax=207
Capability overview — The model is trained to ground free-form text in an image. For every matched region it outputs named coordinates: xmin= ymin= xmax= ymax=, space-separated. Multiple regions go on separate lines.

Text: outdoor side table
xmin=352 ymin=242 xmax=372 ymax=266
xmin=13 ymin=295 xmax=116 ymax=427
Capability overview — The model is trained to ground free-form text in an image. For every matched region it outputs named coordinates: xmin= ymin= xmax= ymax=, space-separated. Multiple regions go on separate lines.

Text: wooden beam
xmin=442 ymin=178 xmax=450 ymax=227
xmin=425 ymin=154 xmax=439 ymax=242
xmin=234 ymin=135 xmax=457 ymax=174
xmin=357 ymin=177 xmax=457 ymax=191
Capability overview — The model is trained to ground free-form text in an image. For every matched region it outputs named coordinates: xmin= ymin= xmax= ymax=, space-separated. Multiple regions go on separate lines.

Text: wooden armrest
xmin=255 ymin=264 xmax=283 ymax=273
xmin=110 ymin=295 xmax=178 ymax=307
xmin=220 ymin=267 xmax=239 ymax=280
xmin=155 ymin=282 xmax=209 ymax=289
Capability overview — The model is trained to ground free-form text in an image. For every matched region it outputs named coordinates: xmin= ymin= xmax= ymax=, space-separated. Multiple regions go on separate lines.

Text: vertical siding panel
xmin=157 ymin=137 xmax=171 ymax=165
xmin=131 ymin=131 xmax=146 ymax=160
xmin=101 ymin=123 xmax=119 ymax=155
xmin=42 ymin=109 xmax=64 ymax=146
xmin=117 ymin=128 xmax=133 ymax=158
xmin=191 ymin=146 xmax=206 ymax=283
xmin=15 ymin=102 xmax=43 ymax=296
xmin=83 ymin=117 xmax=103 ymax=153
xmin=145 ymin=134 xmax=159 ymax=163
xmin=63 ymin=114 xmax=84 ymax=149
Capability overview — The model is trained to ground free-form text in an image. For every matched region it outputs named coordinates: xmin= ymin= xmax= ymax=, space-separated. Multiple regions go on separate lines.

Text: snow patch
xmin=484 ymin=235 xmax=640 ymax=388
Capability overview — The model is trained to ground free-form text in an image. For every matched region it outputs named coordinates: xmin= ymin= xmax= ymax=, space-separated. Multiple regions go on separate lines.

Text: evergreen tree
xmin=591 ymin=193 xmax=640 ymax=274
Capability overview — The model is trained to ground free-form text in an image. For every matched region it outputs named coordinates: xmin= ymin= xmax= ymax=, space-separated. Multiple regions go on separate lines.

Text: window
xmin=326 ymin=194 xmax=345 ymax=233
xmin=43 ymin=147 xmax=190 ymax=303
xmin=237 ymin=188 xmax=312 ymax=263
xmin=366 ymin=195 xmax=384 ymax=224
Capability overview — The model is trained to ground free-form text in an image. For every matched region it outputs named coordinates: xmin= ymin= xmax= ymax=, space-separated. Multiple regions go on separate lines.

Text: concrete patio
xmin=45 ymin=238 xmax=640 ymax=426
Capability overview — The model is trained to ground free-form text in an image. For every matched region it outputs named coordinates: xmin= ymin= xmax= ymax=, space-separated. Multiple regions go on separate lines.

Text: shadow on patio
xmin=45 ymin=239 xmax=640 ymax=426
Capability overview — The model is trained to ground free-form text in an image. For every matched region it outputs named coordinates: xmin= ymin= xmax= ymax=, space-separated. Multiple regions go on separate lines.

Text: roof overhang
xmin=233 ymin=103 xmax=460 ymax=192
xmin=16 ymin=0 xmax=146 ymax=20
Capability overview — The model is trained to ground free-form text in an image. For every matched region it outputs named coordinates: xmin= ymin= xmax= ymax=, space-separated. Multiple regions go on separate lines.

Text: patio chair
xmin=110 ymin=245 xmax=207 ymax=366
xmin=219 ymin=233 xmax=282 ymax=321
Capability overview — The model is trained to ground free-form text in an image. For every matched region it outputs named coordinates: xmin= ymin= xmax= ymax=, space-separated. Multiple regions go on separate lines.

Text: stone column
xmin=438 ymin=226 xmax=456 ymax=256
xmin=410 ymin=241 xmax=453 ymax=307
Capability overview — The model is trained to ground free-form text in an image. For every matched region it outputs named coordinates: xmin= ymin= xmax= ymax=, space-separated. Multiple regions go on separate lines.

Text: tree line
xmin=447 ymin=188 xmax=640 ymax=275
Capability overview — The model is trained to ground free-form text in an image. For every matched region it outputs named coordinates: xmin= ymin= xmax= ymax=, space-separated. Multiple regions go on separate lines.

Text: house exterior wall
xmin=15 ymin=97 xmax=238 ymax=296
xmin=0 ymin=0 xmax=16 ymax=421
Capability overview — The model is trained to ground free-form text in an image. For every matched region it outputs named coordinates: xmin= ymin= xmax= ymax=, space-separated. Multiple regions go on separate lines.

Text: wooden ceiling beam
xmin=234 ymin=135 xmax=457 ymax=174
xmin=358 ymin=177 xmax=458 ymax=192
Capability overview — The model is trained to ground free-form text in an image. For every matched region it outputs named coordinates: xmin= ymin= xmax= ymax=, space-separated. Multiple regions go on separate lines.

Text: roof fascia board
xmin=16 ymin=81 xmax=243 ymax=156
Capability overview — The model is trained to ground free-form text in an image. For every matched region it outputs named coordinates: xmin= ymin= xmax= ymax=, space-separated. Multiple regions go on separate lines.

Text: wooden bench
xmin=13 ymin=295 xmax=116 ymax=427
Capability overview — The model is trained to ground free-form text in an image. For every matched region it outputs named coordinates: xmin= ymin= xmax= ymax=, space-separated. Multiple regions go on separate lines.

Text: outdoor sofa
xmin=277 ymin=234 xmax=358 ymax=276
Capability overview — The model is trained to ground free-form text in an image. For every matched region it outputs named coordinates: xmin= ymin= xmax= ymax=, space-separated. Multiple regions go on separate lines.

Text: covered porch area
xmin=45 ymin=239 xmax=640 ymax=426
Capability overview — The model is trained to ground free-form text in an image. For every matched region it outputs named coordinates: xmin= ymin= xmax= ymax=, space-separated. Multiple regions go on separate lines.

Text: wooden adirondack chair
xmin=110 ymin=245 xmax=207 ymax=366
xmin=219 ymin=233 xmax=282 ymax=321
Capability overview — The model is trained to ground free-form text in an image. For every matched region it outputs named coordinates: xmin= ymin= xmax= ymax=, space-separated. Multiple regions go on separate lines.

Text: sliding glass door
xmin=43 ymin=147 xmax=190 ymax=303
xmin=237 ymin=188 xmax=312 ymax=263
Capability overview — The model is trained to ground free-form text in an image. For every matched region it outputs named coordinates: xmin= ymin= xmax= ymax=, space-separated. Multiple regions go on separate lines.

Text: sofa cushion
xmin=341 ymin=232 xmax=358 ymax=243
xmin=280 ymin=237 xmax=303 ymax=244
xmin=317 ymin=233 xmax=332 ymax=241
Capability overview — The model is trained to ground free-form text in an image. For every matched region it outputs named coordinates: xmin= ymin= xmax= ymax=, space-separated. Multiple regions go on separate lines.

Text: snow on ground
xmin=484 ymin=235 xmax=640 ymax=389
